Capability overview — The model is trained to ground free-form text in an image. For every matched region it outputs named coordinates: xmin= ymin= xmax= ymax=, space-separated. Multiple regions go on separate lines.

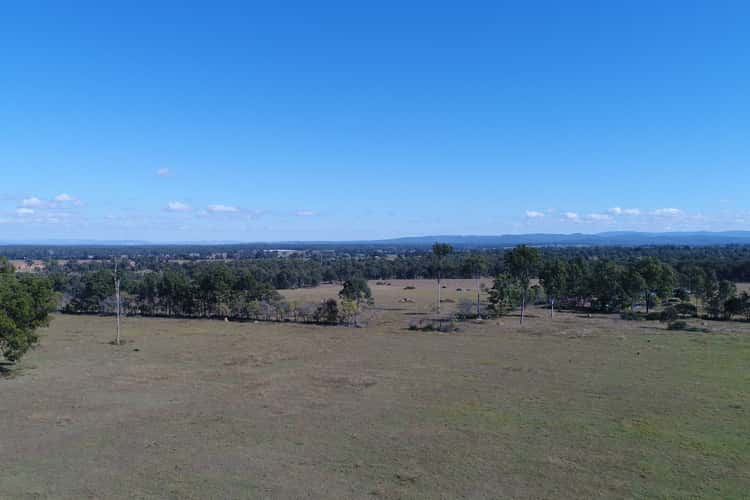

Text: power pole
xmin=113 ymin=259 xmax=121 ymax=345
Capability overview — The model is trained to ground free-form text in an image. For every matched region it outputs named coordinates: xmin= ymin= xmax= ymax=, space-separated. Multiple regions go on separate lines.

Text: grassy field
xmin=1 ymin=279 xmax=749 ymax=499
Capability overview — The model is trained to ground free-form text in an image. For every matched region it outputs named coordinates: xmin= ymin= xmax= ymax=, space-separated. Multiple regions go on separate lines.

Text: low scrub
xmin=620 ymin=311 xmax=643 ymax=321
xmin=667 ymin=320 xmax=710 ymax=333
xmin=408 ymin=318 xmax=457 ymax=333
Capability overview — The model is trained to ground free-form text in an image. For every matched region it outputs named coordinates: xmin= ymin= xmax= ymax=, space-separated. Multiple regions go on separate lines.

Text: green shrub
xmin=674 ymin=302 xmax=698 ymax=317
xmin=660 ymin=307 xmax=678 ymax=323
xmin=668 ymin=320 xmax=688 ymax=331
xmin=620 ymin=311 xmax=642 ymax=321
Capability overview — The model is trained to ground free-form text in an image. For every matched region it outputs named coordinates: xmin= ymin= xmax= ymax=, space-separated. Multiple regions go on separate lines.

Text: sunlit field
xmin=2 ymin=280 xmax=748 ymax=499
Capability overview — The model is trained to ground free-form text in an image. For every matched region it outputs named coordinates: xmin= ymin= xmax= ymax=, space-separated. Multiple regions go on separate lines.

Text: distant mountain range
xmin=3 ymin=231 xmax=750 ymax=248
xmin=374 ymin=231 xmax=750 ymax=248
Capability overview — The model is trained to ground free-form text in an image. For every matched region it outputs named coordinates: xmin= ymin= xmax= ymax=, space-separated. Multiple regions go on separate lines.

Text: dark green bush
xmin=660 ymin=307 xmax=678 ymax=323
xmin=674 ymin=302 xmax=698 ymax=317
xmin=668 ymin=320 xmax=688 ymax=331
xmin=620 ymin=311 xmax=642 ymax=321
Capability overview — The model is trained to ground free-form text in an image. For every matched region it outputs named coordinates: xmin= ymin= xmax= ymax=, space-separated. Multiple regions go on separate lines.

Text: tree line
xmin=58 ymin=261 xmax=376 ymax=327
xmin=42 ymin=244 xmax=750 ymax=323
xmin=13 ymin=244 xmax=750 ymax=287
xmin=486 ymin=249 xmax=750 ymax=321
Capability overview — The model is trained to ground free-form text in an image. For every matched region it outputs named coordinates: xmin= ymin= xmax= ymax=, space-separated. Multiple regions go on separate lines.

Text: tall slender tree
xmin=466 ymin=254 xmax=487 ymax=318
xmin=432 ymin=243 xmax=453 ymax=315
xmin=504 ymin=245 xmax=540 ymax=324
xmin=539 ymin=258 xmax=568 ymax=317
xmin=113 ymin=259 xmax=121 ymax=345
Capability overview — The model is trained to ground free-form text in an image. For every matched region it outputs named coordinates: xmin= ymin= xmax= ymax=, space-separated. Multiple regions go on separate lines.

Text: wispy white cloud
xmin=54 ymin=193 xmax=74 ymax=202
xmin=653 ymin=208 xmax=682 ymax=217
xmin=587 ymin=213 xmax=613 ymax=221
xmin=156 ymin=168 xmax=170 ymax=177
xmin=166 ymin=201 xmax=191 ymax=212
xmin=525 ymin=210 xmax=545 ymax=218
xmin=16 ymin=207 xmax=34 ymax=216
xmin=207 ymin=204 xmax=240 ymax=213
xmin=21 ymin=196 xmax=45 ymax=208
xmin=609 ymin=206 xmax=641 ymax=216
xmin=295 ymin=210 xmax=317 ymax=217
xmin=564 ymin=212 xmax=580 ymax=220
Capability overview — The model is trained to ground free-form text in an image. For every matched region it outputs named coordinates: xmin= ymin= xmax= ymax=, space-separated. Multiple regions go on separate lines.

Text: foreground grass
xmin=1 ymin=303 xmax=748 ymax=498
xmin=427 ymin=333 xmax=750 ymax=498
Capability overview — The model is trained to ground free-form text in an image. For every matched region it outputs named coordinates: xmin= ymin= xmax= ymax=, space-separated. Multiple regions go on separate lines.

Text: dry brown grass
xmin=1 ymin=280 xmax=749 ymax=499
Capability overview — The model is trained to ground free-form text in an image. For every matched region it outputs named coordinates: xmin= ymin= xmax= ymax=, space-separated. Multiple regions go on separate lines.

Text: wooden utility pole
xmin=113 ymin=259 xmax=121 ymax=345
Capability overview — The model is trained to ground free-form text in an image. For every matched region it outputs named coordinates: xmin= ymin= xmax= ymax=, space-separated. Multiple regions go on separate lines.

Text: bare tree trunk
xmin=436 ymin=275 xmax=441 ymax=314
xmin=520 ymin=289 xmax=526 ymax=325
xmin=113 ymin=260 xmax=121 ymax=345
xmin=550 ymin=298 xmax=554 ymax=317
xmin=475 ymin=275 xmax=481 ymax=319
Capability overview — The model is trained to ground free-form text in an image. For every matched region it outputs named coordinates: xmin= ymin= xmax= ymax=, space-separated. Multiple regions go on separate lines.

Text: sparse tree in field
xmin=456 ymin=297 xmax=476 ymax=319
xmin=621 ymin=266 xmax=646 ymax=311
xmin=703 ymin=272 xmax=736 ymax=319
xmin=339 ymin=278 xmax=372 ymax=327
xmin=723 ymin=295 xmax=746 ymax=320
xmin=297 ymin=302 xmax=318 ymax=323
xmin=565 ymin=257 xmax=590 ymax=308
xmin=113 ymin=259 xmax=121 ymax=345
xmin=682 ymin=265 xmax=706 ymax=313
xmin=702 ymin=271 xmax=719 ymax=318
xmin=340 ymin=299 xmax=359 ymax=326
xmin=504 ymin=245 xmax=540 ymax=324
xmin=466 ymin=254 xmax=487 ymax=318
xmin=487 ymin=273 xmax=521 ymax=317
xmin=431 ymin=243 xmax=453 ymax=315
xmin=539 ymin=258 xmax=568 ymax=317
xmin=717 ymin=280 xmax=737 ymax=320
xmin=741 ymin=292 xmax=750 ymax=321
xmin=315 ymin=298 xmax=339 ymax=324
xmin=588 ymin=259 xmax=625 ymax=312
xmin=635 ymin=257 xmax=676 ymax=314
xmin=339 ymin=277 xmax=372 ymax=306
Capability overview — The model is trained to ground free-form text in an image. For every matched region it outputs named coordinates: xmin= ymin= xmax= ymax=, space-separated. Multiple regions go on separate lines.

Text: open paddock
xmin=1 ymin=280 xmax=749 ymax=498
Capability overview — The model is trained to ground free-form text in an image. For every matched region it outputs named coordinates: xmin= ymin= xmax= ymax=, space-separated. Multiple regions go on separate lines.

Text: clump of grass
xmin=668 ymin=320 xmax=710 ymax=333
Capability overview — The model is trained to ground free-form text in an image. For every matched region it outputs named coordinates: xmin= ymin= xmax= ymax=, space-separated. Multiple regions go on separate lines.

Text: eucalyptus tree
xmin=504 ymin=245 xmax=540 ymax=324
xmin=539 ymin=258 xmax=567 ymax=317
xmin=0 ymin=257 xmax=55 ymax=362
xmin=431 ymin=243 xmax=453 ymax=314
xmin=466 ymin=254 xmax=488 ymax=318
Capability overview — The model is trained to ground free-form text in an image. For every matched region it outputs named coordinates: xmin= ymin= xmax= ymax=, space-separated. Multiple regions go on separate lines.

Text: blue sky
xmin=1 ymin=1 xmax=748 ymax=241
